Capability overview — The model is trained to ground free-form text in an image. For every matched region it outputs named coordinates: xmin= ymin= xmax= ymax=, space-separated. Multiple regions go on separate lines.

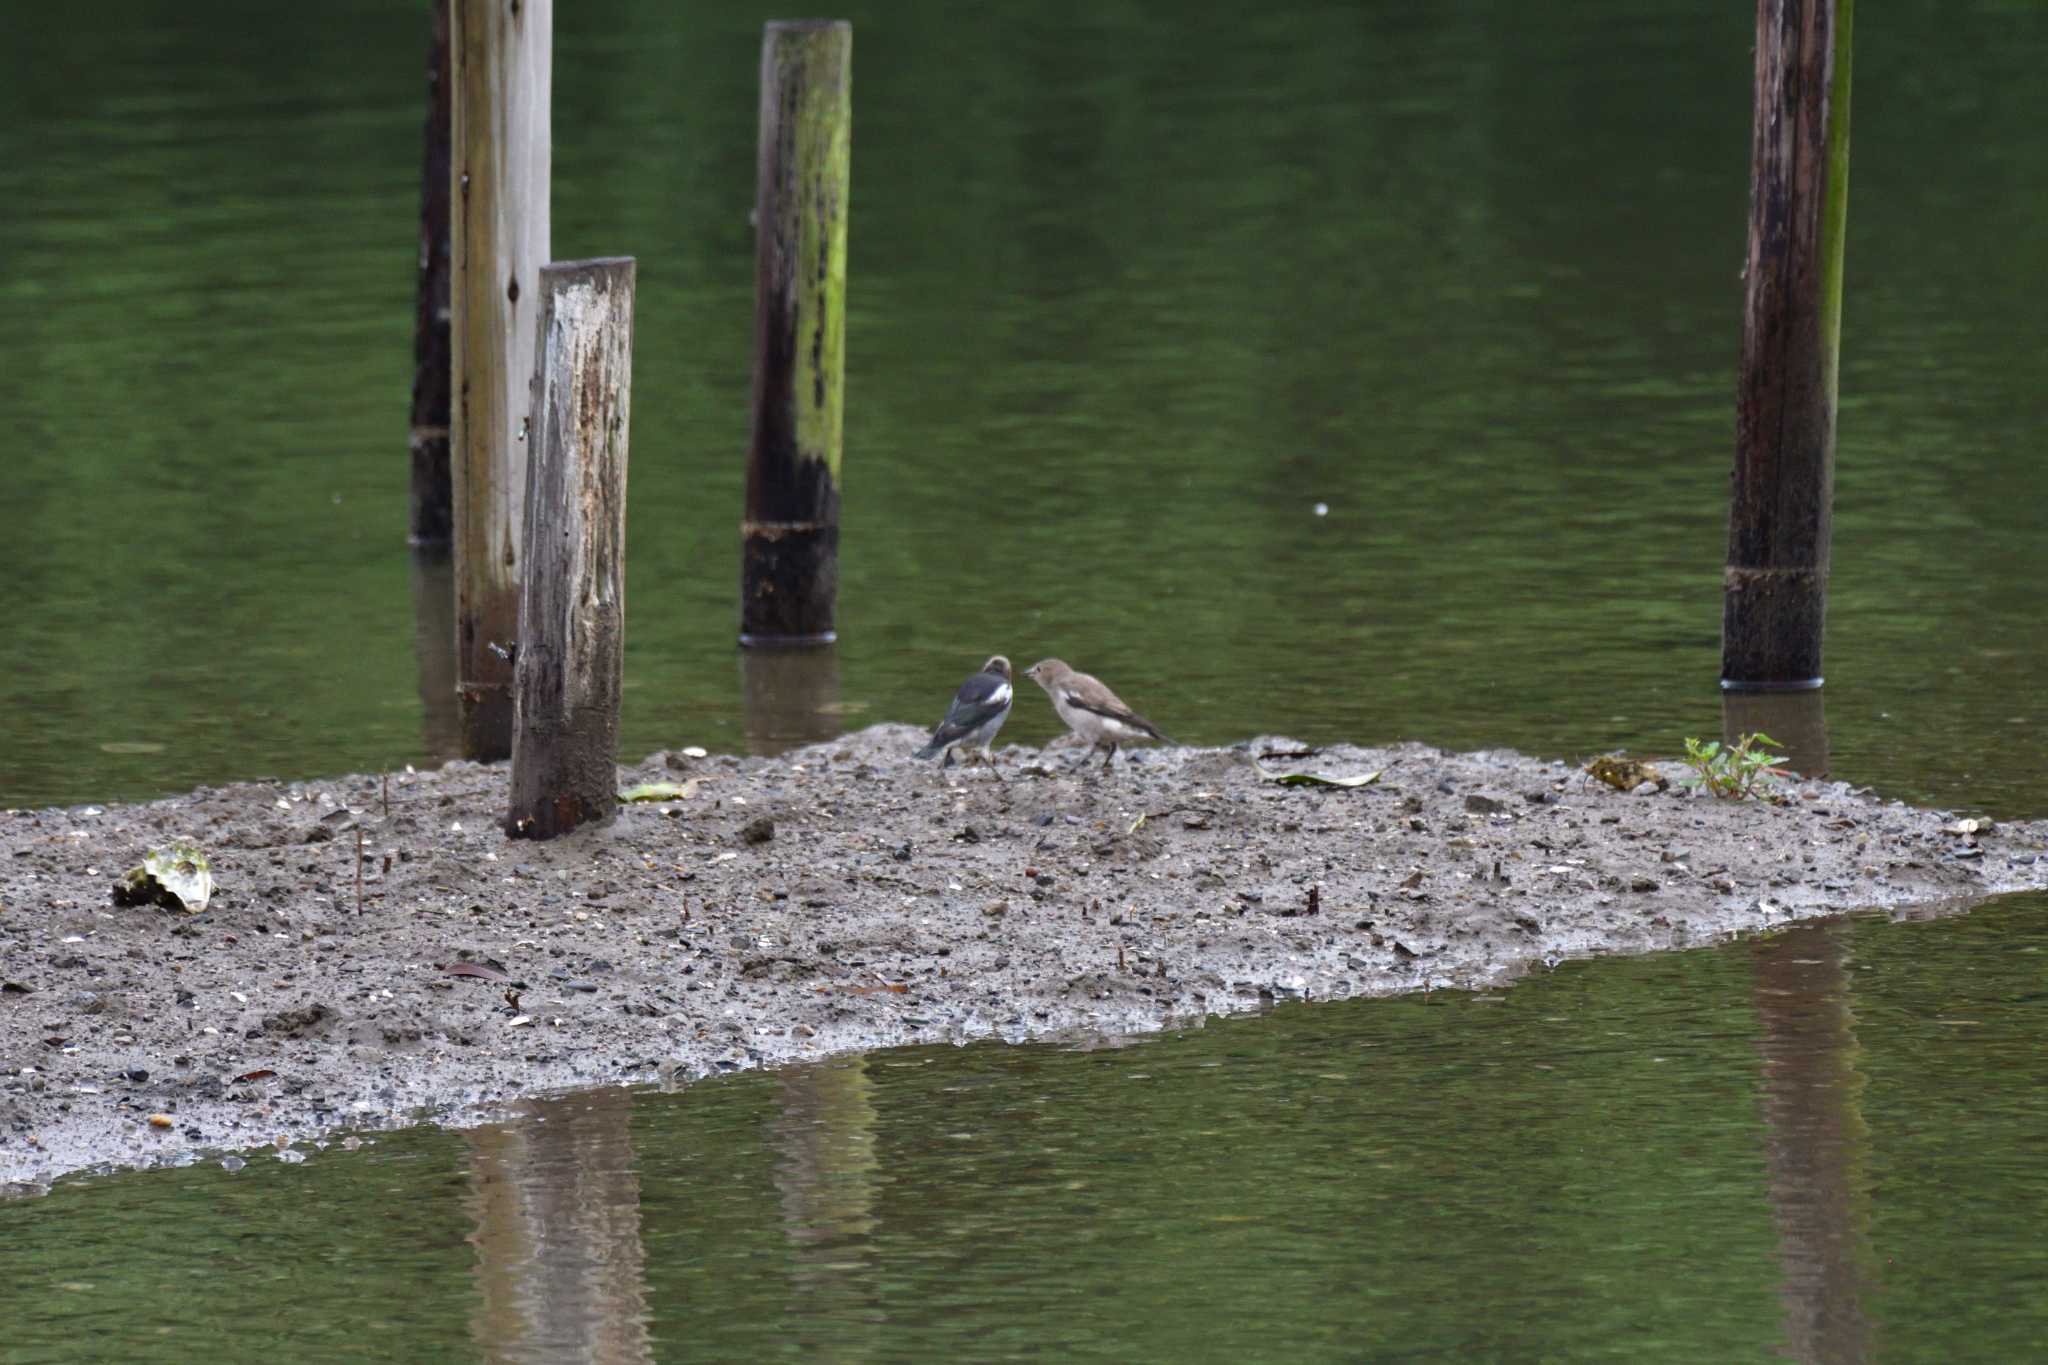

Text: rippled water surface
xmin=6 ymin=895 xmax=2047 ymax=1361
xmin=2 ymin=1 xmax=2044 ymax=813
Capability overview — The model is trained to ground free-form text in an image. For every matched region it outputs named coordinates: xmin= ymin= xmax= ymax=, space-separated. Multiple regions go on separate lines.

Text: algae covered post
xmin=742 ymin=20 xmax=851 ymax=647
xmin=452 ymin=0 xmax=553 ymax=759
xmin=1723 ymin=0 xmax=1853 ymax=690
xmin=507 ymin=258 xmax=635 ymax=840
xmin=409 ymin=0 xmax=454 ymax=548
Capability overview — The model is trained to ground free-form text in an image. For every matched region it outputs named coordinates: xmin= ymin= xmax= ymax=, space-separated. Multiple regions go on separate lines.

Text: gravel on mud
xmin=4 ymin=724 xmax=2042 ymax=1190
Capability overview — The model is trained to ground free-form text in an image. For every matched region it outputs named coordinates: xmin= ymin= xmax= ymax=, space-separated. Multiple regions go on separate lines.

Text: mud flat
xmin=4 ymin=724 xmax=2042 ymax=1190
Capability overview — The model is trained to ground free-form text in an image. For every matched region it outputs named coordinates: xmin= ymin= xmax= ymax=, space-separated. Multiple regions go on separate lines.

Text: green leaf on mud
xmin=619 ymin=779 xmax=703 ymax=802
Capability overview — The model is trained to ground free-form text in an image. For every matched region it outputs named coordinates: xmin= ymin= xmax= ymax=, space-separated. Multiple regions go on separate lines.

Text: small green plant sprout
xmin=1678 ymin=732 xmax=1788 ymax=800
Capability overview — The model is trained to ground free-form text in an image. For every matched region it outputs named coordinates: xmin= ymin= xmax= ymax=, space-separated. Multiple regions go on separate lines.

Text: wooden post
xmin=1722 ymin=0 xmax=1853 ymax=690
xmin=741 ymin=20 xmax=851 ymax=647
xmin=507 ymin=258 xmax=635 ymax=840
xmin=408 ymin=0 xmax=454 ymax=547
xmin=452 ymin=0 xmax=552 ymax=759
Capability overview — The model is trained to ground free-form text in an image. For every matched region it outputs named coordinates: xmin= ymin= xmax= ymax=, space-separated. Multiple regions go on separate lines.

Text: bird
xmin=914 ymin=654 xmax=1014 ymax=776
xmin=1023 ymin=659 xmax=1172 ymax=771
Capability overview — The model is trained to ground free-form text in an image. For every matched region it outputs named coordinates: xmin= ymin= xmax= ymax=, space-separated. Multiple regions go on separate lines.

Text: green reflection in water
xmin=5 ymin=894 xmax=2047 ymax=1361
xmin=1 ymin=0 xmax=2044 ymax=813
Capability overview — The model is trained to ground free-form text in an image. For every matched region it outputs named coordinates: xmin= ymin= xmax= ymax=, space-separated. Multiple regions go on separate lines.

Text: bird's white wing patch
xmin=990 ymin=683 xmax=1011 ymax=706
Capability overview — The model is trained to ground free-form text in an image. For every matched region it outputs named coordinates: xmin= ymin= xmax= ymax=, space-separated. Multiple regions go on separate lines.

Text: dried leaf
xmin=439 ymin=961 xmax=511 ymax=983
xmin=1258 ymin=765 xmax=1382 ymax=789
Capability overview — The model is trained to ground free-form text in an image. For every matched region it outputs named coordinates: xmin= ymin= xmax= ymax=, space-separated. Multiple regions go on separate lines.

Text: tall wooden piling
xmin=1723 ymin=0 xmax=1853 ymax=690
xmin=408 ymin=0 xmax=454 ymax=547
xmin=452 ymin=0 xmax=552 ymax=758
xmin=507 ymin=258 xmax=635 ymax=840
xmin=742 ymin=20 xmax=852 ymax=647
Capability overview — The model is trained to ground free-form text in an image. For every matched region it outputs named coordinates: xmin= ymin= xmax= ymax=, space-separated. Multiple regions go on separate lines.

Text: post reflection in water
xmin=1752 ymin=920 xmax=1872 ymax=1365
xmin=465 ymin=1088 xmax=655 ymax=1364
xmin=409 ymin=546 xmax=463 ymax=765
xmin=740 ymin=644 xmax=844 ymax=757
xmin=774 ymin=1056 xmax=882 ymax=1355
xmin=1723 ymin=687 xmax=1829 ymax=781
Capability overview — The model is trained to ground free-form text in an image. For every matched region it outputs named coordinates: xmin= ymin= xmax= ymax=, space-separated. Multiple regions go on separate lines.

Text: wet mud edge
xmin=4 ymin=724 xmax=2043 ymax=1190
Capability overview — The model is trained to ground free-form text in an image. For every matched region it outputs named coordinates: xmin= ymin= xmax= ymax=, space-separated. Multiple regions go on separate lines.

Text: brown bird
xmin=1023 ymin=659 xmax=1172 ymax=771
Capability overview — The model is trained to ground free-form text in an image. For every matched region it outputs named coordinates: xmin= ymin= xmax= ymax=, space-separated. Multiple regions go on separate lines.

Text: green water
xmin=5 ymin=894 xmax=2046 ymax=1362
xmin=1 ymin=1 xmax=2043 ymax=814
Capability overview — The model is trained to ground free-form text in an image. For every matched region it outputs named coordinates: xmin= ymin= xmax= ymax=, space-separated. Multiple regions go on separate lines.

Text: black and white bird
xmin=915 ymin=654 xmax=1014 ymax=775
xmin=1023 ymin=658 xmax=1172 ymax=770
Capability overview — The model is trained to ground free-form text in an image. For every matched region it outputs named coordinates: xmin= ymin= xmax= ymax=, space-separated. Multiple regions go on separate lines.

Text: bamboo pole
xmin=741 ymin=20 xmax=852 ymax=647
xmin=1722 ymin=0 xmax=1854 ymax=690
xmin=452 ymin=0 xmax=552 ymax=758
xmin=408 ymin=0 xmax=454 ymax=547
xmin=507 ymin=258 xmax=635 ymax=840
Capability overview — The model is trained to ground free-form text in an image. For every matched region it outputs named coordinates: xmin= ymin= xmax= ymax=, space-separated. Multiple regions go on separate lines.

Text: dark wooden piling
xmin=507 ymin=258 xmax=635 ymax=840
xmin=741 ymin=20 xmax=852 ymax=647
xmin=452 ymin=0 xmax=553 ymax=758
xmin=1722 ymin=0 xmax=1854 ymax=690
xmin=408 ymin=0 xmax=454 ymax=547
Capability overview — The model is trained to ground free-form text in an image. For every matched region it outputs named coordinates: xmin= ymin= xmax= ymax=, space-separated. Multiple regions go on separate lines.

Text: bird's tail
xmin=913 ymin=736 xmax=947 ymax=760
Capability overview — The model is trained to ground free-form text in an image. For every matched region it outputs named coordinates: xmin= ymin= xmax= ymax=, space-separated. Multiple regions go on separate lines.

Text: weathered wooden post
xmin=507 ymin=258 xmax=635 ymax=840
xmin=741 ymin=20 xmax=851 ymax=647
xmin=1722 ymin=0 xmax=1853 ymax=690
xmin=408 ymin=0 xmax=454 ymax=547
xmin=452 ymin=0 xmax=552 ymax=758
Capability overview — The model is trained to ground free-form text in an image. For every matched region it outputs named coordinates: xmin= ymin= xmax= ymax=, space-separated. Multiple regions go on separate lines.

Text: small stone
xmin=740 ymin=817 xmax=775 ymax=846
xmin=1464 ymin=794 xmax=1506 ymax=815
xmin=146 ymin=1113 xmax=173 ymax=1129
xmin=1629 ymin=877 xmax=1660 ymax=893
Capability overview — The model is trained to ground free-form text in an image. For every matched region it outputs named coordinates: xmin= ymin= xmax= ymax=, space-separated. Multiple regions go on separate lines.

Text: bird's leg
xmin=983 ymin=746 xmax=1005 ymax=782
xmin=941 ymin=748 xmax=955 ymax=770
xmin=1100 ymin=742 xmax=1118 ymax=772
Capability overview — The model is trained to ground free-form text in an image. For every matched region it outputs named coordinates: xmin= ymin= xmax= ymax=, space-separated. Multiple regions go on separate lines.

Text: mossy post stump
xmin=741 ymin=20 xmax=851 ymax=647
xmin=1723 ymin=0 xmax=1853 ymax=691
xmin=452 ymin=0 xmax=552 ymax=759
xmin=507 ymin=258 xmax=635 ymax=840
xmin=409 ymin=0 xmax=454 ymax=548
